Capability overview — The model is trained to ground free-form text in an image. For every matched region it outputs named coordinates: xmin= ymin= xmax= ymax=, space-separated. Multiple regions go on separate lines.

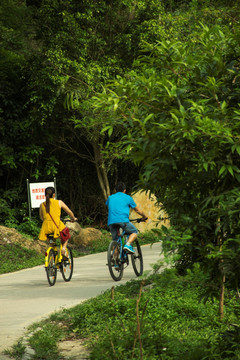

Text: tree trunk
xmin=92 ymin=142 xmax=110 ymax=201
xmin=219 ymin=273 xmax=225 ymax=319
xmin=217 ymin=210 xmax=225 ymax=319
xmin=217 ymin=216 xmax=225 ymax=319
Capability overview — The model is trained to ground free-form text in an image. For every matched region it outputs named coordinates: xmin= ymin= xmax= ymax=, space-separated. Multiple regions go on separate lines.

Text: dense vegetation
xmin=8 ymin=269 xmax=240 ymax=360
xmin=0 ymin=243 xmax=44 ymax=274
xmin=0 ymin=229 xmax=159 ymax=274
xmin=1 ymin=0 xmax=238 ymax=224
xmin=78 ymin=1 xmax=240 ymax=315
xmin=1 ymin=0 xmax=240 ymax=336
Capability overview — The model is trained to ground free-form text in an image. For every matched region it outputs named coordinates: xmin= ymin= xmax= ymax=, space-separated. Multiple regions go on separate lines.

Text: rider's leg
xmin=109 ymin=224 xmax=121 ymax=258
xmin=124 ymin=222 xmax=138 ymax=246
xmin=127 ymin=232 xmax=137 ymax=245
xmin=61 ymin=240 xmax=68 ymax=256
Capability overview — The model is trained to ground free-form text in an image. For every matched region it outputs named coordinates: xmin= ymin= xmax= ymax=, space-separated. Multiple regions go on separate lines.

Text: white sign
xmin=29 ymin=182 xmax=55 ymax=208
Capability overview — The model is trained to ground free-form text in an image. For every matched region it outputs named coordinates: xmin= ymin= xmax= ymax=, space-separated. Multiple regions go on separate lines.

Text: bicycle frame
xmin=44 ymin=234 xmax=74 ymax=286
xmin=107 ymin=218 xmax=145 ymax=281
xmin=45 ymin=238 xmax=63 ymax=267
xmin=116 ymin=228 xmax=129 ymax=266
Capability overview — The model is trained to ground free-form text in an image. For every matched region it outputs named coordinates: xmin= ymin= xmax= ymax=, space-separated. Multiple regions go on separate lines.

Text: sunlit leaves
xmin=90 ymin=16 xmax=240 ymax=294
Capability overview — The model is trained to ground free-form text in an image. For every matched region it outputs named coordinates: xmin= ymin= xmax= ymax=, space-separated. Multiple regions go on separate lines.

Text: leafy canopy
xmin=92 ymin=20 xmax=240 ymax=292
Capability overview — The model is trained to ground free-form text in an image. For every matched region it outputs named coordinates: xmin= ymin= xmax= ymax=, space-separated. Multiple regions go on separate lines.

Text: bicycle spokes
xmin=46 ymin=249 xmax=57 ymax=286
xmin=107 ymin=241 xmax=124 ymax=281
xmin=45 ymin=244 xmax=73 ymax=285
xmin=61 ymin=246 xmax=73 ymax=282
xmin=131 ymin=241 xmax=143 ymax=276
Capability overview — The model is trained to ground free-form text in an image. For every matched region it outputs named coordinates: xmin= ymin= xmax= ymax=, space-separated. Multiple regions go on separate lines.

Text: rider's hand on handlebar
xmin=137 ymin=217 xmax=148 ymax=223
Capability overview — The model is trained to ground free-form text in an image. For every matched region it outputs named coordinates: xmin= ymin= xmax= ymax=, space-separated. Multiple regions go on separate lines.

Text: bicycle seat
xmin=111 ymin=225 xmax=124 ymax=237
xmin=47 ymin=233 xmax=56 ymax=244
xmin=47 ymin=233 xmax=54 ymax=238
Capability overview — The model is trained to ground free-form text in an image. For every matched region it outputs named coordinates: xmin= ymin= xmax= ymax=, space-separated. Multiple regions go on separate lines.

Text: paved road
xmin=0 ymin=242 xmax=162 ymax=354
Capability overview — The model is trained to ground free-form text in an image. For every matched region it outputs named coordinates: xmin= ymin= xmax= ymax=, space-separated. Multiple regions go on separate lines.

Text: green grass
xmin=20 ymin=268 xmax=240 ymax=360
xmin=3 ymin=227 xmax=240 ymax=359
xmin=4 ymin=340 xmax=26 ymax=359
xmin=0 ymin=243 xmax=44 ymax=274
xmin=0 ymin=229 xmax=159 ymax=275
xmin=28 ymin=323 xmax=63 ymax=360
xmin=81 ymin=230 xmax=160 ymax=254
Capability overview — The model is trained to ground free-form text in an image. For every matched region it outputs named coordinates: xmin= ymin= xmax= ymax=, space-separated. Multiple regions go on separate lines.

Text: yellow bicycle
xmin=45 ymin=234 xmax=73 ymax=286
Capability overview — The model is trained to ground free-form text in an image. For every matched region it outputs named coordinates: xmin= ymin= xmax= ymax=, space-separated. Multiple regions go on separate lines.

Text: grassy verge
xmin=0 ymin=244 xmax=44 ymax=274
xmin=8 ymin=268 xmax=240 ymax=360
xmin=82 ymin=229 xmax=160 ymax=254
xmin=0 ymin=229 xmax=159 ymax=275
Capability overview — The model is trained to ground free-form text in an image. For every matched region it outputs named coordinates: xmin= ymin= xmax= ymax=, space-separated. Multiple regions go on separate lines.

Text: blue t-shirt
xmin=105 ymin=192 xmax=136 ymax=225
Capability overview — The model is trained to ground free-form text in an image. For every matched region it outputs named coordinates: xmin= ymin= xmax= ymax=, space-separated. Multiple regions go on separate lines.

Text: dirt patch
xmin=0 ymin=225 xmax=47 ymax=254
xmin=0 ymin=223 xmax=106 ymax=255
xmin=58 ymin=339 xmax=90 ymax=360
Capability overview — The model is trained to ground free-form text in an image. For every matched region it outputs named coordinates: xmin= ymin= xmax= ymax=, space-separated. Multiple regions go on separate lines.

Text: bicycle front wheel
xmin=61 ymin=246 xmax=74 ymax=282
xmin=46 ymin=248 xmax=57 ymax=286
xmin=131 ymin=240 xmax=143 ymax=276
xmin=107 ymin=241 xmax=123 ymax=281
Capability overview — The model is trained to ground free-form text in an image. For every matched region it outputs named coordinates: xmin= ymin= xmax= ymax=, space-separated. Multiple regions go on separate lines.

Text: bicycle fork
xmin=45 ymin=246 xmax=59 ymax=268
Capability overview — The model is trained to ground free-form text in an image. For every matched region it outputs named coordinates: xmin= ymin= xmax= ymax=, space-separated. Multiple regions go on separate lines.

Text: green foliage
xmin=16 ymin=217 xmax=41 ymax=238
xmin=1 ymin=0 xmax=240 ymax=303
xmin=85 ymin=232 xmax=111 ymax=253
xmin=32 ymin=269 xmax=240 ymax=359
xmin=0 ymin=193 xmax=42 ymax=236
xmin=0 ymin=243 xmax=43 ymax=274
xmin=28 ymin=323 xmax=63 ymax=360
xmin=0 ymin=227 xmax=159 ymax=274
xmin=4 ymin=339 xmax=26 ymax=360
xmin=92 ymin=13 xmax=240 ymax=297
xmin=2 ymin=0 xmax=165 ymax=222
xmin=1 ymin=0 xmax=238 ymax=228
xmin=138 ymin=229 xmax=160 ymax=245
xmin=76 ymin=229 xmax=159 ymax=254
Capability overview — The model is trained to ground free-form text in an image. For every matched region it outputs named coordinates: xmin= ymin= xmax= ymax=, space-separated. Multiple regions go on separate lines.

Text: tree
xmin=1 ymin=0 xmax=238 ymax=229
xmin=26 ymin=0 xmax=168 ymax=201
xmin=91 ymin=16 xmax=240 ymax=316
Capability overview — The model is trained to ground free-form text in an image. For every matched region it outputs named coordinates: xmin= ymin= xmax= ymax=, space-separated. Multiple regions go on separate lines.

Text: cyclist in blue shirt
xmin=106 ymin=181 xmax=147 ymax=254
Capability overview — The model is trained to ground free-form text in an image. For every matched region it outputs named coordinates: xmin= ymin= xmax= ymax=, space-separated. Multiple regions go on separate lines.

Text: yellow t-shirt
xmin=38 ymin=198 xmax=65 ymax=240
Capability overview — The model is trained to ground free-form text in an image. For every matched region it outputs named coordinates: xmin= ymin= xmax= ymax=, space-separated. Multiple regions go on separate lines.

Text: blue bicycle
xmin=107 ymin=218 xmax=146 ymax=281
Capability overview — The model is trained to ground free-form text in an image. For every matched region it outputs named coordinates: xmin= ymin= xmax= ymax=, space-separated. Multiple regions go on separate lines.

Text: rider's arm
xmin=39 ymin=204 xmax=44 ymax=221
xmin=59 ymin=200 xmax=77 ymax=221
xmin=133 ymin=206 xmax=148 ymax=220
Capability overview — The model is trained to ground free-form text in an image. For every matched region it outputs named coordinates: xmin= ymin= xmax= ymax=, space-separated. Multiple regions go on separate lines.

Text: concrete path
xmin=0 ymin=242 xmax=162 ymax=355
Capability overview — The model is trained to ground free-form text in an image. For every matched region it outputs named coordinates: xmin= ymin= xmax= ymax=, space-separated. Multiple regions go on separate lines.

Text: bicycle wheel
xmin=46 ymin=248 xmax=57 ymax=286
xmin=131 ymin=240 xmax=143 ymax=276
xmin=61 ymin=246 xmax=74 ymax=282
xmin=107 ymin=241 xmax=124 ymax=281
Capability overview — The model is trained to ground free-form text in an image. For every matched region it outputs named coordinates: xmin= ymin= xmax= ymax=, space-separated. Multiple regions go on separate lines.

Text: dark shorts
xmin=109 ymin=222 xmax=138 ymax=241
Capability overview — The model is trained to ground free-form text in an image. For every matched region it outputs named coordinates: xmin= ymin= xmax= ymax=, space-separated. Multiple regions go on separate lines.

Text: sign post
xmin=27 ymin=178 xmax=57 ymax=219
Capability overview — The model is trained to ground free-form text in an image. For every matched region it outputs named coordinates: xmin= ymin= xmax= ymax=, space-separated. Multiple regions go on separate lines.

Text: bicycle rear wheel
xmin=131 ymin=240 xmax=143 ymax=276
xmin=61 ymin=246 xmax=73 ymax=282
xmin=46 ymin=248 xmax=57 ymax=286
xmin=107 ymin=241 xmax=124 ymax=281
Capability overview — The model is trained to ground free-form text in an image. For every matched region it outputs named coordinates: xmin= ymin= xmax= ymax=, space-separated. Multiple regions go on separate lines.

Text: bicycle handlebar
xmin=62 ymin=218 xmax=78 ymax=224
xmin=130 ymin=217 xmax=148 ymax=223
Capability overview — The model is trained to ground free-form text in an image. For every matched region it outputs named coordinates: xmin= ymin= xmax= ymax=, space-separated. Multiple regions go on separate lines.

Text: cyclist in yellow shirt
xmin=39 ymin=187 xmax=77 ymax=259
